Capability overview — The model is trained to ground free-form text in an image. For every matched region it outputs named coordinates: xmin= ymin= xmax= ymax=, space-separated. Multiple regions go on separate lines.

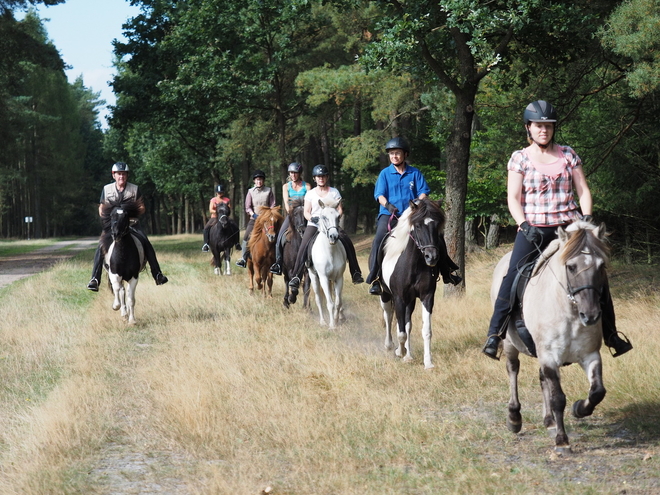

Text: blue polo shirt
xmin=374 ymin=163 xmax=430 ymax=217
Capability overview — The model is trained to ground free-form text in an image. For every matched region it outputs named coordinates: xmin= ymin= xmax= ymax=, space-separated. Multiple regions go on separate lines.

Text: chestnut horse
xmin=247 ymin=206 xmax=283 ymax=297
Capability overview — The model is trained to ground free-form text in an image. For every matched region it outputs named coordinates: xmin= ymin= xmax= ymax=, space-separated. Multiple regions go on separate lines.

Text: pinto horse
xmin=379 ymin=199 xmax=446 ymax=369
xmin=247 ymin=206 xmax=283 ymax=297
xmin=282 ymin=198 xmax=310 ymax=309
xmin=493 ymin=220 xmax=610 ymax=451
xmin=307 ymin=198 xmax=347 ymax=329
xmin=100 ymin=199 xmax=147 ymax=325
xmin=209 ymin=201 xmax=240 ymax=275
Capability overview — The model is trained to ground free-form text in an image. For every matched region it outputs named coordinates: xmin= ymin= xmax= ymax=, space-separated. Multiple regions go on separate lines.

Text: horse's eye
xmin=567 ymin=264 xmax=577 ymax=274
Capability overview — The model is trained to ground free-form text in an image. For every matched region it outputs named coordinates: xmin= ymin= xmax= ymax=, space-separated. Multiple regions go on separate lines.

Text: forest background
xmin=1 ymin=0 xmax=659 ymax=289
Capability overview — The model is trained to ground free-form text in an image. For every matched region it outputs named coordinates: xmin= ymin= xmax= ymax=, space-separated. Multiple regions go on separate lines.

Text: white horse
xmin=308 ymin=198 xmax=347 ymax=329
xmin=493 ymin=220 xmax=610 ymax=451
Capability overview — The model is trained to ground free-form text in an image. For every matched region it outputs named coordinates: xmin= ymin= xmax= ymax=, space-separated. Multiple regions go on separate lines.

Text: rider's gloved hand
xmin=385 ymin=202 xmax=399 ymax=215
xmin=582 ymin=215 xmax=593 ymax=223
xmin=252 ymin=213 xmax=258 ymax=219
xmin=520 ymin=221 xmax=542 ymax=244
xmin=310 ymin=216 xmax=319 ymax=224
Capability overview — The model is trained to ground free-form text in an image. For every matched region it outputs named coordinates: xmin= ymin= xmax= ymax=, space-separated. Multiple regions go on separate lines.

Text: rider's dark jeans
xmin=274 ymin=215 xmax=291 ymax=264
xmin=487 ymin=227 xmax=558 ymax=338
xmin=92 ymin=229 xmax=163 ymax=282
xmin=290 ymin=225 xmax=362 ymax=281
xmin=367 ymin=214 xmax=396 ymax=284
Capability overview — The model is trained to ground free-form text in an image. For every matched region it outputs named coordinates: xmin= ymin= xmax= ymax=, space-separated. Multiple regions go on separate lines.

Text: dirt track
xmin=0 ymin=239 xmax=98 ymax=290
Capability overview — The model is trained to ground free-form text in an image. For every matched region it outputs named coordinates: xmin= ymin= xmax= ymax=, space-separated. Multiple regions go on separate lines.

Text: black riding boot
xmin=202 ymin=225 xmax=211 ymax=252
xmin=601 ymin=283 xmax=632 ymax=357
xmin=87 ymin=246 xmax=104 ymax=291
xmin=131 ymin=229 xmax=168 ymax=285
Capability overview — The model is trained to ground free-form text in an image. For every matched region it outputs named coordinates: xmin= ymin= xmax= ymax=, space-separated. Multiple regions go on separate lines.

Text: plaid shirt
xmin=508 ymin=145 xmax=581 ymax=226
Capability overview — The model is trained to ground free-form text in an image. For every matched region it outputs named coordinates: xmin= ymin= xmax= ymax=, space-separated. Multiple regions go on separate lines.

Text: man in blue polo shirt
xmin=366 ymin=137 xmax=461 ymax=295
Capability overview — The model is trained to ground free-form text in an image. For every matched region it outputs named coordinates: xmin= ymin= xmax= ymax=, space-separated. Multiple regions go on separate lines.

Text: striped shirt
xmin=508 ymin=145 xmax=582 ymax=226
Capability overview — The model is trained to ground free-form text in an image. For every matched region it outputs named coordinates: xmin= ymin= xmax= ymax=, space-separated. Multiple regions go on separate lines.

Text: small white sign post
xmin=25 ymin=216 xmax=33 ymax=240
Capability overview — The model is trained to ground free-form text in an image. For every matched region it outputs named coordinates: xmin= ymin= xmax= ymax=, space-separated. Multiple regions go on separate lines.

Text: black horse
xmin=100 ymin=199 xmax=147 ymax=324
xmin=282 ymin=198 xmax=310 ymax=309
xmin=209 ymin=201 xmax=240 ymax=275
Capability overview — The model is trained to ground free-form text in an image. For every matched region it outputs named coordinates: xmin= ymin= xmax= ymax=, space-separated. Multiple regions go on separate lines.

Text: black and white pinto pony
xmin=282 ymin=198 xmax=310 ymax=309
xmin=379 ymin=198 xmax=446 ymax=369
xmin=308 ymin=198 xmax=346 ymax=329
xmin=100 ymin=199 xmax=147 ymax=325
xmin=492 ymin=220 xmax=610 ymax=451
xmin=209 ymin=201 xmax=240 ymax=275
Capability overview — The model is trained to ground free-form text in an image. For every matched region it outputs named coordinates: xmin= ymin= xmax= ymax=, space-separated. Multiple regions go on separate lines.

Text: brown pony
xmin=247 ymin=206 xmax=283 ymax=297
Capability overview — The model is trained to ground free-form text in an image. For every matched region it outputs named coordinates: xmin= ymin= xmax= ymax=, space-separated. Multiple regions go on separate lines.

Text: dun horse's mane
xmin=560 ymin=221 xmax=610 ymax=265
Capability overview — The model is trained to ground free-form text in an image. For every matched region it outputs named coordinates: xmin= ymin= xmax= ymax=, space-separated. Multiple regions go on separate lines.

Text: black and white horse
xmin=379 ymin=199 xmax=447 ymax=369
xmin=209 ymin=201 xmax=240 ymax=275
xmin=100 ymin=199 xmax=146 ymax=325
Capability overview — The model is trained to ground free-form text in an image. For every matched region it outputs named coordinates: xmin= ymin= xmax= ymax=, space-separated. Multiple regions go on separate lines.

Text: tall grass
xmin=0 ymin=235 xmax=658 ymax=494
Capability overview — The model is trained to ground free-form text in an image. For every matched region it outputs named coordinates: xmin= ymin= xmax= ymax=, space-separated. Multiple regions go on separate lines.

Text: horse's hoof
xmin=424 ymin=363 xmax=435 ymax=370
xmin=384 ymin=343 xmax=394 ymax=351
xmin=112 ymin=304 xmax=121 ymax=311
xmin=554 ymin=445 xmax=573 ymax=454
xmin=507 ymin=419 xmax=522 ymax=433
xmin=572 ymin=400 xmax=588 ymax=419
xmin=403 ymin=355 xmax=413 ymax=363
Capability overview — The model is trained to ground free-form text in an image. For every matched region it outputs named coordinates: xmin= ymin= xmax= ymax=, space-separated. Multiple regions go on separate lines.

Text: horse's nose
xmin=579 ymin=310 xmax=602 ymax=326
xmin=424 ymin=248 xmax=439 ymax=267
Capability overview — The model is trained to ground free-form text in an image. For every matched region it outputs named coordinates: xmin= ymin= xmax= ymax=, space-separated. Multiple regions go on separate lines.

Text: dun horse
xmin=379 ymin=199 xmax=446 ymax=369
xmin=100 ymin=199 xmax=146 ymax=325
xmin=282 ymin=198 xmax=310 ymax=309
xmin=247 ymin=206 xmax=283 ymax=297
xmin=209 ymin=201 xmax=240 ymax=275
xmin=307 ymin=198 xmax=346 ymax=329
xmin=492 ymin=220 xmax=611 ymax=451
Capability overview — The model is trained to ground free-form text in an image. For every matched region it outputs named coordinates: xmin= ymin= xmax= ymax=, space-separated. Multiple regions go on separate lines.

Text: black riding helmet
xmin=252 ymin=170 xmax=266 ymax=180
xmin=288 ymin=162 xmax=303 ymax=174
xmin=216 ymin=184 xmax=225 ymax=194
xmin=112 ymin=162 xmax=129 ymax=173
xmin=385 ymin=137 xmax=410 ymax=153
xmin=523 ymin=100 xmax=557 ymax=125
xmin=312 ymin=164 xmax=329 ymax=177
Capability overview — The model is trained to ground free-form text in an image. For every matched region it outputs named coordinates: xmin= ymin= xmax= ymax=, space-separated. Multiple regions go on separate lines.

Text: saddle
xmin=505 ymin=241 xmax=561 ymax=358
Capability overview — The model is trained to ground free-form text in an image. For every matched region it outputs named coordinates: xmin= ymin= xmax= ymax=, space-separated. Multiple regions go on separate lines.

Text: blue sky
xmin=31 ymin=0 xmax=142 ymax=128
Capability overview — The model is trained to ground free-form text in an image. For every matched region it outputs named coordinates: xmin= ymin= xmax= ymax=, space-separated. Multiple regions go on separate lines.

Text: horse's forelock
xmin=560 ymin=224 xmax=610 ymax=265
xmin=289 ymin=198 xmax=304 ymax=210
xmin=101 ymin=199 xmax=143 ymax=233
xmin=408 ymin=199 xmax=445 ymax=228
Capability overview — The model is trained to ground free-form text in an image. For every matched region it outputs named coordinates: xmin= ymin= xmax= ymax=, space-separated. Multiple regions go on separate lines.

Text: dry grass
xmin=0 ymin=235 xmax=658 ymax=494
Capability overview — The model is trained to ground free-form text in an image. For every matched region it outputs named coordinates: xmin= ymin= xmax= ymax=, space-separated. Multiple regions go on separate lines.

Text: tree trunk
xmin=443 ymin=91 xmax=476 ymax=295
xmin=486 ymin=214 xmax=500 ymax=249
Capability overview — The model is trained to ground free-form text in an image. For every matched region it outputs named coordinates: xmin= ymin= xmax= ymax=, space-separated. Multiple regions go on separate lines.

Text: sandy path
xmin=0 ymin=238 xmax=98 ymax=289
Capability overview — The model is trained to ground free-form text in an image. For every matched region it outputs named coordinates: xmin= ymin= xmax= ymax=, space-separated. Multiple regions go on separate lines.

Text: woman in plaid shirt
xmin=482 ymin=101 xmax=632 ymax=360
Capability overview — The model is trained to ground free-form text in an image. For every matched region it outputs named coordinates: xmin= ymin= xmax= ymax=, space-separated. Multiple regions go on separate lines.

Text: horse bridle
xmin=564 ymin=264 xmax=603 ymax=305
xmin=317 ymin=214 xmax=339 ymax=238
xmin=535 ymin=243 xmax=603 ymax=306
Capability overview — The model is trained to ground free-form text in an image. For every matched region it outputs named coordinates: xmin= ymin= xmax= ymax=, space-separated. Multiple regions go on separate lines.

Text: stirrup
xmin=87 ymin=278 xmax=99 ymax=292
xmin=202 ymin=244 xmax=210 ymax=252
xmin=369 ymin=280 xmax=382 ymax=296
xmin=270 ymin=263 xmax=282 ymax=275
xmin=606 ymin=331 xmax=633 ymax=358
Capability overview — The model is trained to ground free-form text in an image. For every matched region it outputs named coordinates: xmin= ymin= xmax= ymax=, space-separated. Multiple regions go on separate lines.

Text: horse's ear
xmin=409 ymin=200 xmax=417 ymax=211
xmin=594 ymin=222 xmax=607 ymax=241
xmin=558 ymin=226 xmax=569 ymax=243
xmin=318 ymin=199 xmax=325 ymax=208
